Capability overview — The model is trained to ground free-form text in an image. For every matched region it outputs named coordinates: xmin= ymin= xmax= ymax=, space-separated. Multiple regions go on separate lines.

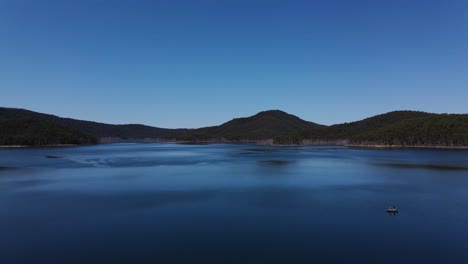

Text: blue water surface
xmin=1 ymin=144 xmax=468 ymax=263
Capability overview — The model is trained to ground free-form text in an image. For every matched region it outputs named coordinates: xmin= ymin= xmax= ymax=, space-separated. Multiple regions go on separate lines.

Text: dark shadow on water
xmin=372 ymin=162 xmax=468 ymax=171
xmin=257 ymin=159 xmax=296 ymax=166
xmin=0 ymin=166 xmax=17 ymax=171
xmin=245 ymin=148 xmax=278 ymax=153
xmin=45 ymin=155 xmax=61 ymax=159
xmin=238 ymin=152 xmax=258 ymax=155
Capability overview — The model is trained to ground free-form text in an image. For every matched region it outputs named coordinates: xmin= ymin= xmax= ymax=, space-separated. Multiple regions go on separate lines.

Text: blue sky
xmin=1 ymin=0 xmax=467 ymax=128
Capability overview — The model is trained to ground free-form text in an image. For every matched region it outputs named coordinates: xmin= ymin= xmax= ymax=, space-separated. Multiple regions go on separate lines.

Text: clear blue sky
xmin=1 ymin=0 xmax=467 ymax=128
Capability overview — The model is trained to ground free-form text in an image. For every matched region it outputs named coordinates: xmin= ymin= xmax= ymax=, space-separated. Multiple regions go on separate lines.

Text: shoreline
xmin=268 ymin=144 xmax=468 ymax=150
xmin=2 ymin=141 xmax=468 ymax=150
xmin=0 ymin=144 xmax=78 ymax=149
xmin=178 ymin=141 xmax=468 ymax=150
xmin=346 ymin=144 xmax=468 ymax=150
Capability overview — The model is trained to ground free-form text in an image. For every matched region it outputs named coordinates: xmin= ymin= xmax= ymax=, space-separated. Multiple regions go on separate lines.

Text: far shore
xmin=267 ymin=142 xmax=468 ymax=150
xmin=0 ymin=144 xmax=78 ymax=149
xmin=347 ymin=144 xmax=468 ymax=150
xmin=176 ymin=140 xmax=468 ymax=150
xmin=2 ymin=141 xmax=468 ymax=150
xmin=267 ymin=143 xmax=468 ymax=150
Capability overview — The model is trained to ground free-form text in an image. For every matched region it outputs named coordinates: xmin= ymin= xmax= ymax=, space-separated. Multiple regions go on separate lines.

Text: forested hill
xmin=274 ymin=111 xmax=468 ymax=147
xmin=0 ymin=118 xmax=97 ymax=146
xmin=1 ymin=107 xmax=467 ymax=148
xmin=0 ymin=107 xmax=188 ymax=146
xmin=177 ymin=110 xmax=322 ymax=141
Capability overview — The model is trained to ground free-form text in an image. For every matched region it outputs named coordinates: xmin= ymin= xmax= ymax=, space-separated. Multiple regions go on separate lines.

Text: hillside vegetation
xmin=351 ymin=114 xmax=468 ymax=146
xmin=177 ymin=110 xmax=322 ymax=141
xmin=1 ymin=107 xmax=467 ymax=148
xmin=274 ymin=111 xmax=468 ymax=147
xmin=0 ymin=107 xmax=187 ymax=142
xmin=0 ymin=118 xmax=97 ymax=146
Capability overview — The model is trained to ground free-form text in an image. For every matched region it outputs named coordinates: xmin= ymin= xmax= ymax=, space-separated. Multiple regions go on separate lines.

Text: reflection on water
xmin=1 ymin=144 xmax=468 ymax=264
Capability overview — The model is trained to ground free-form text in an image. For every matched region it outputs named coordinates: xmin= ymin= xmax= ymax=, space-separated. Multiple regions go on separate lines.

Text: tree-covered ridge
xmin=1 ymin=107 xmax=467 ymax=148
xmin=351 ymin=114 xmax=468 ymax=146
xmin=0 ymin=118 xmax=97 ymax=146
xmin=274 ymin=111 xmax=468 ymax=147
xmin=282 ymin=111 xmax=433 ymax=141
xmin=177 ymin=110 xmax=322 ymax=141
xmin=0 ymin=107 xmax=188 ymax=140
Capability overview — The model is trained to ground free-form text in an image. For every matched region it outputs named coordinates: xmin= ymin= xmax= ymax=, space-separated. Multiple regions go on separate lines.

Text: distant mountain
xmin=1 ymin=107 xmax=467 ymax=148
xmin=274 ymin=111 xmax=468 ymax=147
xmin=0 ymin=107 xmax=188 ymax=145
xmin=177 ymin=110 xmax=323 ymax=141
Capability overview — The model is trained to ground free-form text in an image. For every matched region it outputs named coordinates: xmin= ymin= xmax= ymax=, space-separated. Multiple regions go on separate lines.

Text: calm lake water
xmin=1 ymin=144 xmax=468 ymax=263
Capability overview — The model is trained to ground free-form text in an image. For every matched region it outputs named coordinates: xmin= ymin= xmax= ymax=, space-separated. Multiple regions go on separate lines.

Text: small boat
xmin=386 ymin=206 xmax=398 ymax=213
